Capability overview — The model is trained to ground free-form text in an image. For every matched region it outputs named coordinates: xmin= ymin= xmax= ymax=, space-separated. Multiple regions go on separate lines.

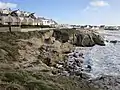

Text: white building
xmin=91 ymin=26 xmax=100 ymax=30
xmin=41 ymin=18 xmax=57 ymax=27
xmin=1 ymin=9 xmax=11 ymax=15
xmin=84 ymin=25 xmax=91 ymax=29
xmin=36 ymin=17 xmax=43 ymax=25
xmin=57 ymin=24 xmax=73 ymax=29
xmin=0 ymin=9 xmax=57 ymax=26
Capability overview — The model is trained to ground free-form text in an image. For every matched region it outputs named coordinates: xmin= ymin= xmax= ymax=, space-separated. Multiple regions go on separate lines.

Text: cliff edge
xmin=0 ymin=29 xmax=104 ymax=90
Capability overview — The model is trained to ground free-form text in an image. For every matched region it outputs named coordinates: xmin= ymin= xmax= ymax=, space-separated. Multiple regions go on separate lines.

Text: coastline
xmin=0 ymin=28 xmax=118 ymax=90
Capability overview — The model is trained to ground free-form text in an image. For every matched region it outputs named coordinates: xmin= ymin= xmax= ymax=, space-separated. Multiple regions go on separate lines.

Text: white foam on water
xmin=82 ymin=30 xmax=120 ymax=78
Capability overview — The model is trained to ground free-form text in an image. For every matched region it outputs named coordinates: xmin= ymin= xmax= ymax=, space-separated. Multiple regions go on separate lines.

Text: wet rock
xmin=79 ymin=53 xmax=84 ymax=57
xmin=110 ymin=40 xmax=117 ymax=44
xmin=90 ymin=75 xmax=120 ymax=90
xmin=82 ymin=34 xmax=95 ymax=47
xmin=73 ymin=53 xmax=78 ymax=58
xmin=63 ymin=51 xmax=84 ymax=77
xmin=80 ymin=73 xmax=91 ymax=79
xmin=75 ymin=31 xmax=105 ymax=47
xmin=106 ymin=40 xmax=109 ymax=42
xmin=92 ymin=33 xmax=105 ymax=46
xmin=87 ymin=65 xmax=92 ymax=70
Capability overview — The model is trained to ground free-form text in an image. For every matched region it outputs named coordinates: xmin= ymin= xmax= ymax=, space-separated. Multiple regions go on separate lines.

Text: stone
xmin=61 ymin=71 xmax=70 ymax=76
xmin=92 ymin=33 xmax=105 ymax=46
xmin=43 ymin=30 xmax=53 ymax=39
xmin=52 ymin=40 xmax=62 ymax=52
xmin=75 ymin=31 xmax=105 ymax=47
xmin=82 ymin=34 xmax=95 ymax=47
xmin=110 ymin=40 xmax=117 ymax=44
xmin=61 ymin=42 xmax=73 ymax=53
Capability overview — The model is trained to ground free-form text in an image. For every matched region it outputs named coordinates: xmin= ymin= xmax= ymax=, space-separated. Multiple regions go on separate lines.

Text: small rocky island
xmin=0 ymin=29 xmax=106 ymax=90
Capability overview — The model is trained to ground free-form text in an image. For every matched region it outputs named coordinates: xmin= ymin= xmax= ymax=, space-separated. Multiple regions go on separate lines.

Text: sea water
xmin=82 ymin=30 xmax=120 ymax=78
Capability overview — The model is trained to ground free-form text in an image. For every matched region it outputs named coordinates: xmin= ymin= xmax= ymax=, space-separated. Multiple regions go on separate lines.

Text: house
xmin=2 ymin=9 xmax=11 ymax=15
xmin=16 ymin=10 xmax=43 ymax=26
xmin=56 ymin=24 xmax=74 ymax=29
xmin=0 ymin=15 xmax=22 ymax=25
xmin=0 ymin=9 xmax=21 ymax=25
xmin=0 ymin=8 xmax=57 ymax=27
xmin=0 ymin=9 xmax=11 ymax=25
xmin=41 ymin=18 xmax=57 ymax=27
xmin=71 ymin=25 xmax=81 ymax=29
xmin=0 ymin=15 xmax=13 ymax=25
xmin=84 ymin=25 xmax=91 ymax=29
xmin=36 ymin=17 xmax=43 ymax=25
xmin=99 ymin=25 xmax=105 ymax=29
xmin=104 ymin=26 xmax=119 ymax=30
xmin=91 ymin=26 xmax=100 ymax=30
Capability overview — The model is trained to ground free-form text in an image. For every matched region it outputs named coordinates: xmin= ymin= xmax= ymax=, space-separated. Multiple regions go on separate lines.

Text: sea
xmin=75 ymin=30 xmax=120 ymax=78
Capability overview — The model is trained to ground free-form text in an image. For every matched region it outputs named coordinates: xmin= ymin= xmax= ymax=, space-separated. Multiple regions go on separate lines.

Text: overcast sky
xmin=0 ymin=0 xmax=120 ymax=25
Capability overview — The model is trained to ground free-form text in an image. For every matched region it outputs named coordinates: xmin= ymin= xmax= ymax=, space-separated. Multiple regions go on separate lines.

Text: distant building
xmin=41 ymin=18 xmax=57 ymax=27
xmin=91 ymin=26 xmax=99 ymax=30
xmin=56 ymin=24 xmax=73 ymax=29
xmin=100 ymin=25 xmax=105 ymax=29
xmin=0 ymin=15 xmax=12 ymax=25
xmin=70 ymin=25 xmax=81 ymax=29
xmin=1 ymin=8 xmax=11 ymax=15
xmin=0 ymin=9 xmax=57 ymax=26
xmin=36 ymin=17 xmax=43 ymax=25
xmin=84 ymin=25 xmax=92 ymax=29
xmin=104 ymin=26 xmax=119 ymax=30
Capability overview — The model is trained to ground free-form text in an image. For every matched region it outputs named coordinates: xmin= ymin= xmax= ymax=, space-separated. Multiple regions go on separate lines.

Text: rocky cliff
xmin=0 ymin=29 xmax=104 ymax=90
xmin=74 ymin=30 xmax=105 ymax=46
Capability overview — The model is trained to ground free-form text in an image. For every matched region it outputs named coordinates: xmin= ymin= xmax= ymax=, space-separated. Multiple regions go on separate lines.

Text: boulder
xmin=43 ymin=30 xmax=53 ymax=39
xmin=82 ymin=34 xmax=95 ymax=47
xmin=75 ymin=33 xmax=83 ymax=46
xmin=92 ymin=33 xmax=105 ymax=46
xmin=110 ymin=40 xmax=117 ymax=44
xmin=75 ymin=31 xmax=105 ymax=47
xmin=61 ymin=42 xmax=73 ymax=53
xmin=52 ymin=40 xmax=62 ymax=52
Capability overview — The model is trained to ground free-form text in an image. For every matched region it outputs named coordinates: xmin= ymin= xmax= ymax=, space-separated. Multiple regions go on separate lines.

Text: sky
xmin=0 ymin=0 xmax=120 ymax=25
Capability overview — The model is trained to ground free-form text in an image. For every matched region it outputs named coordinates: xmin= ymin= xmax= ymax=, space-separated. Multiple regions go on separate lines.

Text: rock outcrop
xmin=75 ymin=30 xmax=105 ymax=47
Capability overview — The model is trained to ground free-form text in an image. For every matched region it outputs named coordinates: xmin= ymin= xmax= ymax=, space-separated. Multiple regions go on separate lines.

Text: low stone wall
xmin=0 ymin=27 xmax=21 ymax=32
xmin=0 ymin=27 xmax=55 ymax=32
xmin=21 ymin=28 xmax=55 ymax=32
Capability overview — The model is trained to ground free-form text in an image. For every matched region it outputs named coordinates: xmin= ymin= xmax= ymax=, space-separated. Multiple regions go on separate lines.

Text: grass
xmin=0 ymin=70 xmax=98 ymax=90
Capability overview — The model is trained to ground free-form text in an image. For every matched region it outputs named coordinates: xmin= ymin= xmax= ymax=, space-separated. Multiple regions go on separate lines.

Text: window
xmin=47 ymin=21 xmax=50 ymax=23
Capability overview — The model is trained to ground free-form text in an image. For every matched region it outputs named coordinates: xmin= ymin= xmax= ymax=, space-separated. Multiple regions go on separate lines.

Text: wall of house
xmin=0 ymin=9 xmax=58 ymax=27
xmin=42 ymin=19 xmax=55 ymax=26
xmin=0 ymin=25 xmax=57 ymax=32
xmin=0 ymin=16 xmax=44 ymax=26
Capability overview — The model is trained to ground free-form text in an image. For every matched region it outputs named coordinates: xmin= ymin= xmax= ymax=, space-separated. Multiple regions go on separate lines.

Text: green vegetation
xmin=0 ymin=70 xmax=98 ymax=90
